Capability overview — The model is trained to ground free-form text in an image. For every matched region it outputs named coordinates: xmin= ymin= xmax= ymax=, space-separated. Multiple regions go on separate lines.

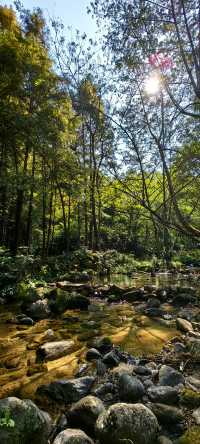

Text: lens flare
xmin=144 ymin=74 xmax=160 ymax=96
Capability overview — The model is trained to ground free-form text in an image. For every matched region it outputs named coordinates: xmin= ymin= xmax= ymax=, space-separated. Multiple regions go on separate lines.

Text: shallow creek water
xmin=0 ymin=272 xmax=198 ymax=404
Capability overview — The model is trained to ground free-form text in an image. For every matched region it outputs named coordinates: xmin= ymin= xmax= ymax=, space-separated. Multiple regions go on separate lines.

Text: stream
xmin=0 ymin=272 xmax=199 ymax=405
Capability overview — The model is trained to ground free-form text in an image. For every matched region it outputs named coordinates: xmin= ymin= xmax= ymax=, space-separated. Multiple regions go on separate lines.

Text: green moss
xmin=178 ymin=426 xmax=200 ymax=444
xmin=180 ymin=389 xmax=200 ymax=408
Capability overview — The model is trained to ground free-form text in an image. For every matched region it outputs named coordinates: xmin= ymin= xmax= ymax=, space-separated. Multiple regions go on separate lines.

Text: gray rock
xmin=27 ymin=298 xmax=51 ymax=320
xmin=37 ymin=377 xmax=95 ymax=403
xmin=53 ymin=429 xmax=94 ymax=444
xmin=145 ymin=307 xmax=164 ymax=317
xmin=69 ymin=395 xmax=105 ymax=433
xmin=96 ymin=402 xmax=159 ymax=444
xmin=102 ymin=350 xmax=119 ymax=368
xmin=119 ymin=374 xmax=145 ymax=402
xmin=0 ymin=397 xmax=51 ymax=444
xmin=174 ymin=342 xmax=186 ymax=353
xmin=37 ymin=340 xmax=75 ymax=361
xmin=94 ymin=383 xmax=114 ymax=398
xmin=133 ymin=365 xmax=152 ymax=376
xmin=86 ymin=348 xmax=102 ymax=361
xmin=150 ymin=403 xmax=184 ymax=425
xmin=159 ymin=365 xmax=185 ymax=387
xmin=19 ymin=316 xmax=34 ymax=326
xmin=147 ymin=298 xmax=161 ymax=308
xmin=144 ymin=380 xmax=154 ymax=389
xmin=176 ymin=318 xmax=193 ymax=333
xmin=147 ymin=386 xmax=179 ymax=404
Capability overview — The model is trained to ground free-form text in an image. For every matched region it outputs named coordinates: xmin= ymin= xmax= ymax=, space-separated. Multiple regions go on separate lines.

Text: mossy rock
xmin=178 ymin=426 xmax=200 ymax=444
xmin=49 ymin=290 xmax=89 ymax=314
xmin=180 ymin=389 xmax=200 ymax=408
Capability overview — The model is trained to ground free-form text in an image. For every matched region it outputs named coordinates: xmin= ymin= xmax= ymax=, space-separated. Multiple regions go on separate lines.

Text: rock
xmin=144 ymin=380 xmax=154 ymax=389
xmin=36 ymin=340 xmax=75 ymax=361
xmin=0 ymin=397 xmax=51 ymax=444
xmin=157 ymin=436 xmax=173 ymax=444
xmin=149 ymin=403 xmax=184 ymax=425
xmin=96 ymin=403 xmax=159 ymax=444
xmin=86 ymin=348 xmax=102 ymax=361
xmin=180 ymin=389 xmax=200 ymax=408
xmin=91 ymin=337 xmax=113 ymax=354
xmin=50 ymin=291 xmax=89 ymax=313
xmin=53 ymin=429 xmax=94 ymax=444
xmin=43 ymin=329 xmax=55 ymax=340
xmin=102 ymin=350 xmax=119 ymax=368
xmin=146 ymin=362 xmax=158 ymax=371
xmin=192 ymin=408 xmax=200 ymax=425
xmin=178 ymin=426 xmax=200 ymax=444
xmin=147 ymin=386 xmax=179 ymax=404
xmin=122 ymin=288 xmax=145 ymax=302
xmin=27 ymin=298 xmax=51 ymax=320
xmin=159 ymin=365 xmax=185 ymax=387
xmin=93 ymin=383 xmax=114 ymax=398
xmin=176 ymin=318 xmax=193 ymax=333
xmin=18 ymin=316 xmax=34 ymax=326
xmin=37 ymin=377 xmax=95 ymax=403
xmin=173 ymin=294 xmax=197 ymax=306
xmin=111 ymin=363 xmax=135 ymax=377
xmin=68 ymin=396 xmax=105 ymax=433
xmin=95 ymin=359 xmax=107 ymax=376
xmin=174 ymin=342 xmax=186 ymax=353
xmin=145 ymin=307 xmax=164 ymax=317
xmin=57 ymin=281 xmax=92 ymax=294
xmin=147 ymin=298 xmax=161 ymax=308
xmin=133 ymin=365 xmax=152 ymax=376
xmin=119 ymin=374 xmax=145 ymax=402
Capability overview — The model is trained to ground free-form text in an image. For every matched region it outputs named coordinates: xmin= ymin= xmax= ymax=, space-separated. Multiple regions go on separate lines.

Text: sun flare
xmin=144 ymin=74 xmax=161 ymax=96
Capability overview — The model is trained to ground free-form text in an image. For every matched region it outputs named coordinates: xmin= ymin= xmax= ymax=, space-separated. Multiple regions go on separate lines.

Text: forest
xmin=0 ymin=0 xmax=200 ymax=264
xmin=0 ymin=1 xmax=200 ymax=444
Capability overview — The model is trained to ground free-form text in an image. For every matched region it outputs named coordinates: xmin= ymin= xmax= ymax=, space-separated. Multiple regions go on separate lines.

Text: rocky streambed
xmin=0 ymin=274 xmax=200 ymax=443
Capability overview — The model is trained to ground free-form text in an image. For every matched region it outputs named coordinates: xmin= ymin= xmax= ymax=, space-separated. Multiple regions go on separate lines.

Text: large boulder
xmin=37 ymin=377 xmax=95 ymax=403
xmin=0 ymin=397 xmax=51 ymax=444
xmin=147 ymin=386 xmax=179 ymax=404
xmin=68 ymin=396 xmax=105 ymax=433
xmin=119 ymin=374 xmax=145 ymax=402
xmin=159 ymin=365 xmax=185 ymax=387
xmin=96 ymin=403 xmax=159 ymax=444
xmin=53 ymin=429 xmax=94 ymax=444
xmin=36 ymin=340 xmax=75 ymax=361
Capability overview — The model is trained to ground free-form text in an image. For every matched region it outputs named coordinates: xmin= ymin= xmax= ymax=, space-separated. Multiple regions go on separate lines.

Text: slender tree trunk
xmin=26 ymin=148 xmax=36 ymax=252
xmin=12 ymin=142 xmax=29 ymax=255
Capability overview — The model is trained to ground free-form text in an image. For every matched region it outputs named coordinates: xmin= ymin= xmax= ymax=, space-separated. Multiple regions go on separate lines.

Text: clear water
xmin=0 ymin=272 xmax=198 ymax=405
